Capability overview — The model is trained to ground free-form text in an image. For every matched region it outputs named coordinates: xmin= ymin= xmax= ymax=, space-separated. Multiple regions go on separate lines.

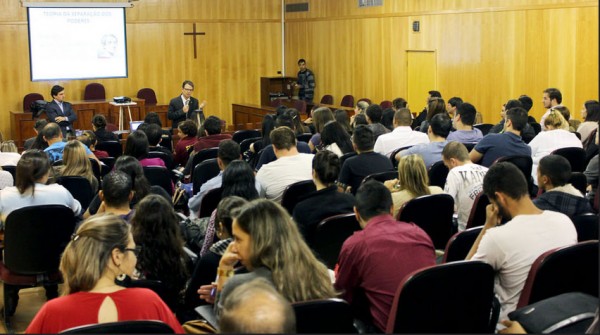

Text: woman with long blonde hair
xmin=198 ymin=199 xmax=336 ymax=317
xmin=60 ymin=140 xmax=98 ymax=192
xmin=384 ymin=154 xmax=444 ymax=217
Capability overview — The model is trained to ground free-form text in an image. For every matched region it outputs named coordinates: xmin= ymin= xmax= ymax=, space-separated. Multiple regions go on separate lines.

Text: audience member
xmin=57 ymin=140 xmax=99 ymax=192
xmin=338 ymin=125 xmax=393 ymax=195
xmin=192 ymin=116 xmax=230 ymax=152
xmin=412 ymin=90 xmax=442 ymax=129
xmin=25 ymin=214 xmax=184 ymax=333
xmin=578 ymin=100 xmax=600 ymax=143
xmin=442 ymin=142 xmax=488 ymax=231
xmin=466 ymin=162 xmax=577 ymax=324
xmin=392 ymin=97 xmax=408 ymax=111
xmin=144 ymin=123 xmax=173 ymax=156
xmin=518 ymin=94 xmax=537 ymax=124
xmin=293 ymin=150 xmax=355 ymax=245
xmin=374 ymin=107 xmax=429 ymax=158
xmin=285 ymin=108 xmax=310 ymax=135
xmin=398 ymin=113 xmax=451 ymax=168
xmin=552 ymin=105 xmax=576 ymax=131
xmin=308 ymin=107 xmax=334 ymax=152
xmin=334 ymin=109 xmax=352 ymax=134
xmin=91 ymin=114 xmax=118 ymax=143
xmin=219 ymin=278 xmax=296 ymax=334
xmin=447 ymin=102 xmax=483 ymax=143
xmin=446 ymin=96 xmax=463 ymax=117
xmin=353 ymin=113 xmax=368 ymax=128
xmin=255 ymin=114 xmax=312 ymax=170
xmin=43 ymin=123 xmax=96 ymax=164
xmin=174 ymin=120 xmax=198 ymax=167
xmin=529 ymin=109 xmax=582 ymax=184
xmin=384 ymin=154 xmax=444 ymax=218
xmin=131 ymin=194 xmax=189 ymax=311
xmin=335 ymin=181 xmax=435 ymax=333
xmin=80 ymin=130 xmax=109 ymax=159
xmin=256 ymin=127 xmax=314 ymax=202
xmin=144 ymin=112 xmax=173 ymax=151
xmin=533 ymin=155 xmax=592 ymax=217
xmin=490 ymin=99 xmax=536 ymax=143
xmin=24 ymin=119 xmax=48 ymax=150
xmin=365 ymin=104 xmax=390 ymax=140
xmin=197 ymin=199 xmax=336 ymax=318
xmin=124 ymin=130 xmax=166 ymax=167
xmin=418 ymin=97 xmax=447 ymax=134
xmin=350 ymin=100 xmax=370 ymax=129
xmin=540 ymin=88 xmax=563 ymax=131
xmin=95 ymin=171 xmax=135 ymax=220
xmin=0 ymin=141 xmax=21 ymax=166
xmin=250 ymin=114 xmax=276 ymax=154
xmin=319 ymin=120 xmax=354 ymax=156
xmin=470 ymin=107 xmax=532 ymax=167
xmin=381 ymin=107 xmax=395 ymax=131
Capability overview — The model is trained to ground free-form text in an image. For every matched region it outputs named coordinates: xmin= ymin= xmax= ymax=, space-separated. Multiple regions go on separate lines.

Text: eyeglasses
xmin=123 ymin=246 xmax=142 ymax=257
xmin=183 ymin=87 xmax=194 ymax=92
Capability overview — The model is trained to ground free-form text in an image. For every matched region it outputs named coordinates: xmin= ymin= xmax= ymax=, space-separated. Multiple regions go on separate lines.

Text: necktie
xmin=59 ymin=102 xmax=64 ymax=114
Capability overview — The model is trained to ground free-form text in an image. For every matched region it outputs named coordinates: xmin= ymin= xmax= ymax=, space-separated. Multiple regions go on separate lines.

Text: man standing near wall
xmin=294 ymin=59 xmax=316 ymax=103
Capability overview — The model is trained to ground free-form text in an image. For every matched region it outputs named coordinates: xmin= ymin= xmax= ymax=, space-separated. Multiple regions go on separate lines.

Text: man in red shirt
xmin=335 ymin=181 xmax=436 ymax=332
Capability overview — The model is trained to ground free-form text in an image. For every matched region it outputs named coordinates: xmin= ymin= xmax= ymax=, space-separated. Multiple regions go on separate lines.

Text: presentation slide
xmin=28 ymin=7 xmax=127 ymax=81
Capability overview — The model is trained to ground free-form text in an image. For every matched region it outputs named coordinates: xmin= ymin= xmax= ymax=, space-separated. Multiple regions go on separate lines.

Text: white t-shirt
xmin=0 ymin=171 xmax=13 ymax=190
xmin=528 ymin=129 xmax=582 ymax=185
xmin=0 ymin=183 xmax=82 ymax=229
xmin=0 ymin=152 xmax=21 ymax=166
xmin=256 ymin=153 xmax=314 ymax=203
xmin=444 ymin=163 xmax=488 ymax=231
xmin=374 ymin=126 xmax=430 ymax=158
xmin=471 ymin=210 xmax=577 ymax=321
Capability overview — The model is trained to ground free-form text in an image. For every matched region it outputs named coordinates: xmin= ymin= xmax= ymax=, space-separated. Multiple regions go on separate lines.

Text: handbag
xmin=173 ymin=183 xmax=189 ymax=212
xmin=508 ymin=292 xmax=598 ymax=333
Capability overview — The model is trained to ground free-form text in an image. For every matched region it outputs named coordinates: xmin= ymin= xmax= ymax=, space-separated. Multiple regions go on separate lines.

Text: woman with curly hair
xmin=130 ymin=195 xmax=189 ymax=311
xmin=197 ymin=199 xmax=337 ymax=318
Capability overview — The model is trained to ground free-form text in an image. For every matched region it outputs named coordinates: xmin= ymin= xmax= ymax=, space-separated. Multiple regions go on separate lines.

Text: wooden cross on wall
xmin=183 ymin=23 xmax=206 ymax=59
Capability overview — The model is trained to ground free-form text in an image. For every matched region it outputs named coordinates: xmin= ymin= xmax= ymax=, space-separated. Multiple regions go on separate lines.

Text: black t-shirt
xmin=338 ymin=151 xmax=394 ymax=195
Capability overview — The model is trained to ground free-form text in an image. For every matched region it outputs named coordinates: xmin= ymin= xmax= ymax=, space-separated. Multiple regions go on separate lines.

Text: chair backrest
xmin=551 ymin=147 xmax=587 ymax=173
xmin=357 ymin=98 xmax=371 ymax=105
xmin=143 ymin=166 xmax=173 ymax=196
xmin=571 ymin=213 xmax=599 ymax=242
xmin=390 ymin=145 xmax=413 ymax=168
xmin=386 ymin=261 xmax=496 ymax=333
xmin=270 ymin=99 xmax=283 ymax=107
xmin=427 ymin=160 xmax=449 ymax=189
xmin=442 ymin=226 xmax=483 ymax=263
xmin=60 ymin=320 xmax=175 ymax=334
xmin=190 ymin=147 xmax=219 ymax=178
xmin=83 ymin=83 xmax=106 ymax=100
xmin=397 ymin=194 xmax=455 ymax=250
xmin=517 ymin=240 xmax=599 ymax=308
xmin=296 ymin=133 xmax=312 ymax=143
xmin=292 ymin=298 xmax=357 ymax=334
xmin=530 ymin=122 xmax=542 ymax=135
xmin=147 ymin=151 xmax=174 ymax=170
xmin=361 ymin=170 xmax=397 ymax=185
xmin=239 ymin=136 xmax=261 ymax=153
xmin=232 ymin=129 xmax=261 ymax=144
xmin=56 ymin=176 xmax=95 ymax=212
xmin=1 ymin=165 xmax=16 ymax=185
xmin=466 ymin=191 xmax=490 ymax=229
xmin=340 ymin=95 xmax=355 ymax=108
xmin=95 ymin=141 xmax=123 ymax=158
xmin=293 ymin=99 xmax=307 ymax=114
xmin=192 ymin=158 xmax=220 ymax=195
xmin=99 ymin=157 xmax=116 ymax=171
xmin=136 ymin=88 xmax=158 ymax=105
xmin=89 ymin=158 xmax=107 ymax=182
xmin=339 ymin=151 xmax=357 ymax=167
xmin=473 ymin=123 xmax=494 ymax=136
xmin=494 ymin=155 xmax=534 ymax=196
xmin=4 ymin=205 xmax=76 ymax=274
xmin=126 ymin=279 xmax=175 ymax=311
xmin=569 ymin=172 xmax=588 ymax=196
xmin=281 ymin=180 xmax=316 ymax=215
xmin=463 ymin=142 xmax=477 ymax=152
xmin=23 ymin=93 xmax=44 ymax=112
xmin=319 ymin=94 xmax=334 ymax=105
xmin=380 ymin=100 xmax=392 ymax=110
xmin=199 ymin=187 xmax=222 ymax=218
xmin=312 ymin=213 xmax=360 ymax=269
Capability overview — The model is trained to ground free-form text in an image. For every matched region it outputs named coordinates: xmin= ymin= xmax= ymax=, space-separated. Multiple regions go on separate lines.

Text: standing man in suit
xmin=45 ymin=85 xmax=77 ymax=138
xmin=167 ymin=80 xmax=207 ymax=129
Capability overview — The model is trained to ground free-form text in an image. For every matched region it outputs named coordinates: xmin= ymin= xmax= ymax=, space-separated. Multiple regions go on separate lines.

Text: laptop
xmin=129 ymin=121 xmax=143 ymax=132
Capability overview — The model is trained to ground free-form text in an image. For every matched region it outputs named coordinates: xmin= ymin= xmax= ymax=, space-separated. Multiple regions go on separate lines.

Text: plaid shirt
xmin=534 ymin=191 xmax=593 ymax=218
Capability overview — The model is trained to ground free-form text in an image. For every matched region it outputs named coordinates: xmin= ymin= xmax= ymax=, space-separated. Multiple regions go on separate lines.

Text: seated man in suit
xmin=45 ymin=85 xmax=77 ymax=138
xmin=167 ymin=80 xmax=207 ymax=129
xmin=533 ymin=155 xmax=593 ymax=217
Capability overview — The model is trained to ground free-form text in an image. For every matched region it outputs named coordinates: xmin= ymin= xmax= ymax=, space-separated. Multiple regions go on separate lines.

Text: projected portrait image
xmin=97 ymin=33 xmax=118 ymax=58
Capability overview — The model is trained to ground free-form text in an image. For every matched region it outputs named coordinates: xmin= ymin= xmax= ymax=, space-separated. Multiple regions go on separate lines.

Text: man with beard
xmin=466 ymin=162 xmax=577 ymax=327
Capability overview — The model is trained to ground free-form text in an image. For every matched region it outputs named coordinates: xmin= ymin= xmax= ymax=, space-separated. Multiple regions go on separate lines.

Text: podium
xmin=260 ymin=76 xmax=295 ymax=106
xmin=109 ymin=101 xmax=138 ymax=131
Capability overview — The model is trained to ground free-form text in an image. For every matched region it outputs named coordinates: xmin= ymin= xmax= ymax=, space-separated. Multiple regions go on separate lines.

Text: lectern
xmin=260 ymin=76 xmax=295 ymax=106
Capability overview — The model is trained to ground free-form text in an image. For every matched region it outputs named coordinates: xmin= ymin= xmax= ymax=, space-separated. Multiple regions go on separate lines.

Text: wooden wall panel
xmin=284 ymin=0 xmax=598 ymax=125
xmin=0 ymin=0 xmax=281 ymax=139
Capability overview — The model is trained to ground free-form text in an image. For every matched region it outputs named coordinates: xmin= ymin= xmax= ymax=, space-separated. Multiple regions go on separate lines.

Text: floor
xmin=0 ymin=283 xmax=47 ymax=334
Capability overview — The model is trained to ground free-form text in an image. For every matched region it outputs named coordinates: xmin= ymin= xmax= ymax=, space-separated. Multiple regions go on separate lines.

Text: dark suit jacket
xmin=168 ymin=96 xmax=201 ymax=128
xmin=45 ymin=100 xmax=78 ymax=137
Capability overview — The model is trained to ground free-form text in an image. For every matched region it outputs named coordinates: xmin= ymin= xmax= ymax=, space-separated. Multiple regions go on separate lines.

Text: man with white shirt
xmin=256 ymin=127 xmax=314 ymax=203
xmin=374 ymin=108 xmax=429 ymax=158
xmin=466 ymin=162 xmax=577 ymax=324
xmin=539 ymin=87 xmax=562 ymax=131
xmin=168 ymin=80 xmax=207 ymax=129
xmin=442 ymin=141 xmax=488 ymax=231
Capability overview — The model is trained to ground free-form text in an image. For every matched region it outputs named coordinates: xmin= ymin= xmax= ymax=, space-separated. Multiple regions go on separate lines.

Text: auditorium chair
xmin=56 ymin=176 xmax=95 ymax=212
xmin=198 ymin=187 xmax=222 ymax=218
xmin=239 ymin=137 xmax=261 ymax=153
xmin=397 ymin=194 xmax=455 ymax=250
xmin=296 ymin=133 xmax=312 ymax=143
xmin=361 ymin=170 xmax=397 ymax=185
xmin=23 ymin=93 xmax=44 ymax=113
xmin=143 ymin=166 xmax=173 ymax=196
xmin=442 ymin=226 xmax=483 ymax=263
xmin=339 ymin=151 xmax=357 ymax=167
xmin=83 ymin=83 xmax=106 ymax=100
xmin=231 ymin=129 xmax=261 ymax=144
xmin=386 ymin=261 xmax=498 ymax=333
xmin=517 ymin=240 xmax=599 ymax=308
xmin=551 ymin=147 xmax=587 ymax=173
xmin=473 ymin=123 xmax=494 ymax=136
xmin=281 ymin=180 xmax=316 ymax=215
xmin=493 ymin=155 xmax=534 ymax=197
xmin=319 ymin=94 xmax=334 ymax=105
xmin=95 ymin=140 xmax=122 ymax=158
xmin=465 ymin=191 xmax=490 ymax=229
xmin=192 ymin=158 xmax=220 ymax=195
xmin=311 ymin=213 xmax=360 ymax=269
xmin=340 ymin=95 xmax=355 ymax=108
xmin=427 ymin=160 xmax=449 ymax=189
xmin=571 ymin=213 xmax=599 ymax=242
xmin=292 ymin=298 xmax=358 ymax=333
xmin=61 ymin=320 xmax=175 ymax=334
xmin=136 ymin=88 xmax=158 ymax=105
xmin=390 ymin=145 xmax=413 ymax=168
xmin=379 ymin=100 xmax=392 ymax=110
xmin=293 ymin=99 xmax=307 ymax=114
xmin=148 ymin=151 xmax=175 ymax=170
